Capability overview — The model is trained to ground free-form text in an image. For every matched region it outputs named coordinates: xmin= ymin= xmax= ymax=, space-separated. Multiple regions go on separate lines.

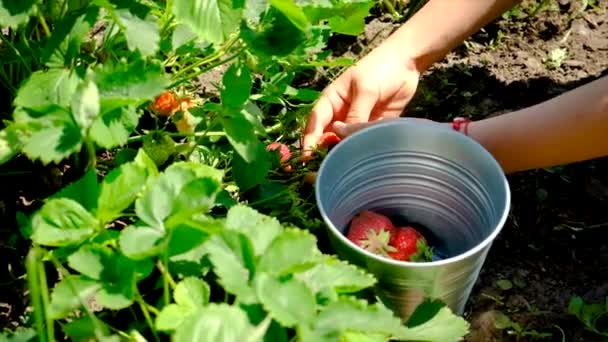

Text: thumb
xmin=344 ymin=88 xmax=377 ymax=124
xmin=332 ymin=121 xmax=372 ymax=138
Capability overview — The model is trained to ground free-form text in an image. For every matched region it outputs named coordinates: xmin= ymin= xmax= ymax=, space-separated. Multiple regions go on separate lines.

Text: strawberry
xmin=319 ymin=132 xmax=342 ymax=149
xmin=346 ymin=210 xmax=396 ymax=255
xmin=151 ymin=91 xmax=179 ymax=117
xmin=266 ymin=142 xmax=291 ymax=163
xmin=387 ymin=226 xmax=433 ymax=262
xmin=266 ymin=142 xmax=293 ymax=172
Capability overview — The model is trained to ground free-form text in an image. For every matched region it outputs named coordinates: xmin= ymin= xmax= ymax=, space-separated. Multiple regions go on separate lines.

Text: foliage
xmin=0 ymin=0 xmax=471 ymax=341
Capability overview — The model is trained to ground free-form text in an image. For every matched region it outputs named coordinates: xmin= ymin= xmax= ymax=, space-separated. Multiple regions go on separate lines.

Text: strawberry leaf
xmin=240 ymin=9 xmax=306 ymax=58
xmin=31 ymin=198 xmax=99 ymax=247
xmin=255 ymin=273 xmax=316 ymax=327
xmin=231 ymin=142 xmax=271 ymax=191
xmin=67 ymin=245 xmax=112 ymax=280
xmin=93 ymin=59 xmax=169 ymax=111
xmin=50 ymin=168 xmax=100 ymax=211
xmin=89 ymin=105 xmax=139 ymax=149
xmin=225 ymin=205 xmax=281 ymax=255
xmin=48 ymin=275 xmax=101 ymax=320
xmin=119 ymin=225 xmax=166 ymax=260
xmin=0 ymin=126 xmax=21 ymax=165
xmin=71 ymin=80 xmax=100 ymax=132
xmin=174 ymin=277 xmax=211 ymax=309
xmin=295 ymin=255 xmax=376 ymax=295
xmin=221 ymin=111 xmax=260 ymax=163
xmin=96 ymin=150 xmax=152 ymax=223
xmin=221 ymin=64 xmax=252 ymax=109
xmin=156 ymin=304 xmax=190 ymax=332
xmin=115 ymin=9 xmax=160 ymax=57
xmin=172 ymin=304 xmax=258 ymax=342
xmin=19 ymin=107 xmax=83 ymax=165
xmin=394 ymin=300 xmax=470 ymax=342
xmin=310 ymin=298 xmax=404 ymax=338
xmin=0 ymin=0 xmax=38 ymax=28
xmin=134 ymin=162 xmax=224 ymax=229
xmin=201 ymin=232 xmax=257 ymax=303
xmin=257 ymin=228 xmax=318 ymax=276
xmin=268 ymin=0 xmax=309 ymax=32
xmin=14 ymin=68 xmax=80 ymax=112
xmin=172 ymin=0 xmax=242 ymax=45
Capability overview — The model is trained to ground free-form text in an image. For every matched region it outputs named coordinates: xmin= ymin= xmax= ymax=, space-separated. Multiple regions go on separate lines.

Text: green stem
xmin=25 ymin=248 xmax=49 ymax=342
xmin=136 ymin=293 xmax=160 ymax=342
xmin=0 ymin=34 xmax=32 ymax=74
xmin=37 ymin=11 xmax=52 ymax=37
xmin=38 ymin=252 xmax=54 ymax=341
xmin=169 ymin=48 xmax=244 ymax=89
xmin=85 ymin=139 xmax=97 ymax=170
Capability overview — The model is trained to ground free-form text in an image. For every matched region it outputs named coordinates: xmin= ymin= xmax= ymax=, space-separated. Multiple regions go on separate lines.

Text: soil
xmin=0 ymin=0 xmax=607 ymax=341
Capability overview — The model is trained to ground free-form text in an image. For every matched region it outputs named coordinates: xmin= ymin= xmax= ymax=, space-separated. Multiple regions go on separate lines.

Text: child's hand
xmin=302 ymin=45 xmax=421 ymax=160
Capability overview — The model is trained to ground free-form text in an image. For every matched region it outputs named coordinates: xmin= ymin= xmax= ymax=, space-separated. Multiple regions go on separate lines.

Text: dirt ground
xmin=339 ymin=1 xmax=608 ymax=341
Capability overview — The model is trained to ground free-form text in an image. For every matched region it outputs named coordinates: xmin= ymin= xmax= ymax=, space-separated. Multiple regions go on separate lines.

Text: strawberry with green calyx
xmin=266 ymin=141 xmax=293 ymax=172
xmin=142 ymin=131 xmax=176 ymax=167
xmin=346 ymin=210 xmax=396 ymax=254
xmin=387 ymin=226 xmax=433 ymax=262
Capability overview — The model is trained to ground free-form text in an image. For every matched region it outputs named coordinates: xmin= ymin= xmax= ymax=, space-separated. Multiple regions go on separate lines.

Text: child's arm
xmin=468 ymin=75 xmax=608 ymax=174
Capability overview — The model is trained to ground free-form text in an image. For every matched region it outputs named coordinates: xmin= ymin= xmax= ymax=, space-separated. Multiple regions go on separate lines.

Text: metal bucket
xmin=315 ymin=118 xmax=511 ymax=318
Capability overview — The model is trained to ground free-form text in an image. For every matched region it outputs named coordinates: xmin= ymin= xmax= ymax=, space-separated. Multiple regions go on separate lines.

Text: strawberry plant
xmin=0 ymin=0 xmax=472 ymax=340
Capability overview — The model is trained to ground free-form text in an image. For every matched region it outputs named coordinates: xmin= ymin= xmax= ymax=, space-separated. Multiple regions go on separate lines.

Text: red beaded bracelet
xmin=452 ymin=117 xmax=471 ymax=136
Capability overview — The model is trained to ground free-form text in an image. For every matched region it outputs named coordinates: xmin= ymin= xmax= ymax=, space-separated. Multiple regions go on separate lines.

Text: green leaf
xmin=96 ymin=158 xmax=149 ymax=223
xmin=202 ymin=232 xmax=257 ymax=303
xmin=14 ymin=68 xmax=80 ymax=112
xmin=173 ymin=304 xmax=257 ymax=342
xmin=295 ymin=255 xmax=376 ymax=294
xmin=496 ymin=279 xmax=513 ymax=291
xmin=395 ymin=303 xmax=470 ymax=342
xmin=221 ymin=111 xmax=259 ymax=163
xmin=31 ymin=198 xmax=99 ymax=247
xmin=225 ymin=205 xmax=281 ymax=255
xmin=311 ymin=299 xmax=404 ymax=337
xmin=240 ymin=9 xmax=305 ymax=57
xmin=135 ymin=162 xmax=223 ymax=229
xmin=119 ymin=225 xmax=165 ymax=259
xmin=231 ymin=142 xmax=271 ymax=192
xmin=221 ymin=64 xmax=252 ymax=108
xmin=89 ymin=105 xmax=138 ymax=149
xmin=50 ymin=168 xmax=100 ymax=211
xmin=326 ymin=2 xmax=371 ymax=36
xmin=172 ymin=0 xmax=243 ymax=45
xmin=116 ymin=9 xmax=160 ymax=57
xmin=0 ymin=0 xmax=38 ymax=28
xmin=0 ymin=126 xmax=22 ymax=165
xmin=93 ymin=59 xmax=169 ymax=109
xmin=269 ymin=0 xmax=308 ymax=31
xmin=258 ymin=228 xmax=318 ymax=276
xmin=156 ymin=304 xmax=191 ymax=331
xmin=71 ymin=80 xmax=100 ymax=131
xmin=67 ymin=245 xmax=111 ymax=280
xmin=255 ymin=273 xmax=316 ymax=327
xmin=20 ymin=107 xmax=83 ymax=165
xmin=48 ymin=275 xmax=101 ymax=319
xmin=174 ymin=277 xmax=211 ymax=309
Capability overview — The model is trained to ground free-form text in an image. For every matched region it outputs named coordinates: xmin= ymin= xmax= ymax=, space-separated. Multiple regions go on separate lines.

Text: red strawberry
xmin=347 ymin=210 xmax=396 ymax=254
xmin=319 ymin=132 xmax=342 ymax=148
xmin=266 ymin=142 xmax=291 ymax=162
xmin=387 ymin=226 xmax=433 ymax=262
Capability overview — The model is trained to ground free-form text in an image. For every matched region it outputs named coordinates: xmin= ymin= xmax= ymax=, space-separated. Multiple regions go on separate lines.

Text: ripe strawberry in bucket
xmin=346 ymin=210 xmax=433 ymax=262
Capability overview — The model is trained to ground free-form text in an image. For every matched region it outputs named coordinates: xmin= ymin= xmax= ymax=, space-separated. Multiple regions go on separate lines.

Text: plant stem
xmin=169 ymin=48 xmax=244 ymax=89
xmin=38 ymin=251 xmax=55 ymax=341
xmin=136 ymin=293 xmax=160 ymax=342
xmin=37 ymin=11 xmax=52 ymax=37
xmin=25 ymin=248 xmax=49 ymax=342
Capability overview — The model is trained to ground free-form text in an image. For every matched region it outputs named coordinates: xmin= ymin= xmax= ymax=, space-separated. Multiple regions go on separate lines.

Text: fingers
xmin=343 ymin=85 xmax=378 ymax=124
xmin=333 ymin=117 xmax=401 ymax=138
xmin=302 ymin=95 xmax=334 ymax=161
